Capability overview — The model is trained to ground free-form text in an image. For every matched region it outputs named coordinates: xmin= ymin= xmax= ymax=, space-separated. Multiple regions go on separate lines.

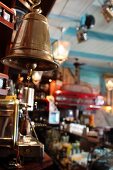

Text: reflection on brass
xmin=0 ymin=99 xmax=19 ymax=146
xmin=1 ymin=9 xmax=58 ymax=71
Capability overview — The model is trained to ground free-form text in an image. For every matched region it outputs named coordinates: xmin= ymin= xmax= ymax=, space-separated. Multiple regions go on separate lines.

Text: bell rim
xmin=1 ymin=55 xmax=59 ymax=71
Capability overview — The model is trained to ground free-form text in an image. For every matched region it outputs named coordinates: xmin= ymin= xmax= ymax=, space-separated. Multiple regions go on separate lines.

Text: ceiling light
xmin=52 ymin=27 xmax=70 ymax=64
xmin=52 ymin=40 xmax=70 ymax=64
xmin=105 ymin=78 xmax=113 ymax=91
xmin=104 ymin=74 xmax=113 ymax=91
xmin=77 ymin=14 xmax=95 ymax=43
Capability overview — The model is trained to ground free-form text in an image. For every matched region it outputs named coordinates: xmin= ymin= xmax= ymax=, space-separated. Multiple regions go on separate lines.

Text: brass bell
xmin=1 ymin=9 xmax=58 ymax=71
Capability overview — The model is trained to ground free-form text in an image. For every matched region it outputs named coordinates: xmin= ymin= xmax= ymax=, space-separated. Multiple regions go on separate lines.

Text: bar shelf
xmin=0 ymin=2 xmax=14 ymax=29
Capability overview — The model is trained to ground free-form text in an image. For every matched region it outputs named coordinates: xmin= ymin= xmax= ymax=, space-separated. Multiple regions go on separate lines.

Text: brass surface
xmin=1 ymin=10 xmax=58 ymax=71
xmin=0 ymin=98 xmax=19 ymax=146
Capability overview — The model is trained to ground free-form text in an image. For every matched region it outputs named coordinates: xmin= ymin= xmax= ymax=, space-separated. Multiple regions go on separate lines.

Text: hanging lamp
xmin=52 ymin=27 xmax=70 ymax=64
xmin=104 ymin=74 xmax=113 ymax=91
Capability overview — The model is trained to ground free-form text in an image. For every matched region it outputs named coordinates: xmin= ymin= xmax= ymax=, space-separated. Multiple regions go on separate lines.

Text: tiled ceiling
xmin=47 ymin=0 xmax=113 ymax=73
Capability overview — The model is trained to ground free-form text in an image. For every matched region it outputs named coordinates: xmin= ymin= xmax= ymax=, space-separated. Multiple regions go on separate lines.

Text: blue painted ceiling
xmin=47 ymin=0 xmax=113 ymax=74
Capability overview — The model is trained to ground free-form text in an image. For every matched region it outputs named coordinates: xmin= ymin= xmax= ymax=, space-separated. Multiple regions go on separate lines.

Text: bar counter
xmin=20 ymin=153 xmax=53 ymax=170
xmin=0 ymin=153 xmax=53 ymax=170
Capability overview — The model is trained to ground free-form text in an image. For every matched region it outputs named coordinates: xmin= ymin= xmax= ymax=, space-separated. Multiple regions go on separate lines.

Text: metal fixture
xmin=18 ymin=0 xmax=41 ymax=11
xmin=77 ymin=14 xmax=95 ymax=43
xmin=76 ymin=26 xmax=88 ymax=43
xmin=1 ymin=0 xmax=58 ymax=71
xmin=61 ymin=58 xmax=93 ymax=94
xmin=102 ymin=0 xmax=113 ymax=22
xmin=74 ymin=58 xmax=84 ymax=84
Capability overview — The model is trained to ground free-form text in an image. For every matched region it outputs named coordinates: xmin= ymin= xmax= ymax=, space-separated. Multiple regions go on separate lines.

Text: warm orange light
xmin=32 ymin=71 xmax=43 ymax=85
xmin=52 ymin=40 xmax=70 ymax=64
xmin=102 ymin=105 xmax=112 ymax=112
xmin=105 ymin=78 xmax=113 ymax=91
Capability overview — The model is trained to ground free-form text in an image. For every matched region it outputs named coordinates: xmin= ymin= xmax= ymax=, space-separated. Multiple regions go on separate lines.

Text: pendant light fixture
xmin=1 ymin=0 xmax=58 ymax=71
xmin=52 ymin=27 xmax=70 ymax=65
xmin=104 ymin=73 xmax=113 ymax=106
xmin=104 ymin=74 xmax=113 ymax=91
